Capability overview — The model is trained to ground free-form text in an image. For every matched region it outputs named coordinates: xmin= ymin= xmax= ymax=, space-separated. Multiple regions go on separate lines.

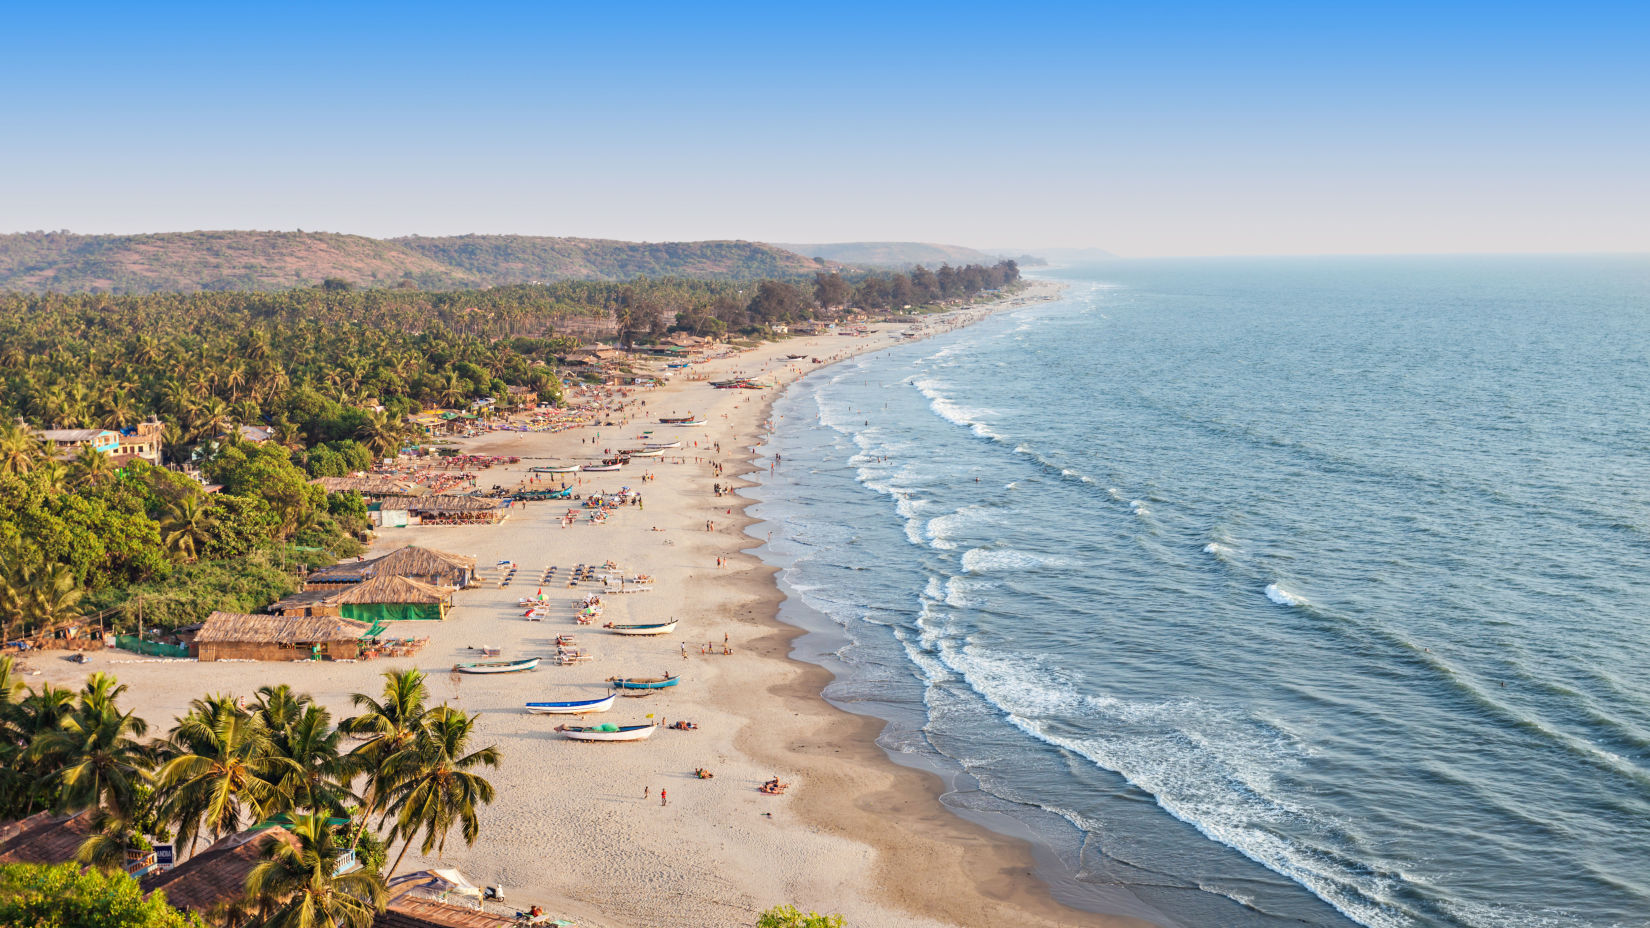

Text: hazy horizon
xmin=4 ymin=3 xmax=1646 ymax=257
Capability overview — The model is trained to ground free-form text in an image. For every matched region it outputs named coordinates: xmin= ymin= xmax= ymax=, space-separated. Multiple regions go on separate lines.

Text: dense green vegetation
xmin=0 ymin=664 xmax=496 ymax=928
xmin=0 ymin=863 xmax=205 ymax=928
xmin=0 ymin=231 xmax=832 ymax=294
xmin=0 ymin=260 xmax=1016 ymax=637
xmin=0 ymin=433 xmax=364 ymax=638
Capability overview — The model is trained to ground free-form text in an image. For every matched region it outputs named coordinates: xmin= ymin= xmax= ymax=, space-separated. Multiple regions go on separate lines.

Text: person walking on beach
xmin=644 ymin=786 xmax=650 ymax=799
xmin=660 ymin=789 xmax=667 ymax=807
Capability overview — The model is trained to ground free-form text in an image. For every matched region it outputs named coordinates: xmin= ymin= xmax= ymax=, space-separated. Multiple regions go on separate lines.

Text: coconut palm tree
xmin=156 ymin=698 xmax=292 ymax=853
xmin=0 ymin=422 xmax=43 ymax=475
xmin=379 ymin=706 xmax=499 ymax=875
xmin=70 ymin=445 xmax=116 ymax=487
xmin=244 ymin=812 xmax=386 ymax=928
xmin=340 ymin=670 xmax=430 ymax=848
xmin=354 ymin=411 xmax=403 ymax=459
xmin=21 ymin=561 xmax=84 ymax=637
xmin=159 ymin=494 xmax=215 ymax=562
xmin=269 ymin=703 xmax=355 ymax=818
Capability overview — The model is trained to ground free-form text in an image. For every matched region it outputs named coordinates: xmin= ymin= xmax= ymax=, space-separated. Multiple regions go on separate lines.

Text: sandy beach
xmin=26 ymin=280 xmax=1153 ymax=928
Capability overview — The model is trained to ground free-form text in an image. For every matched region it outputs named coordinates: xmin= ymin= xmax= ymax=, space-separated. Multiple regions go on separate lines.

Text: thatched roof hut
xmin=313 ymin=476 xmax=427 ymax=497
xmin=194 ymin=611 xmax=370 ymax=662
xmin=373 ymin=496 xmax=509 ymax=525
xmin=329 ymin=575 xmax=454 ymax=622
xmin=307 ymin=545 xmax=477 ymax=590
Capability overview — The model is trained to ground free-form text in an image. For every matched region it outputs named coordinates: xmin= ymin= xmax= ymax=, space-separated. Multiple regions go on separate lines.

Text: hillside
xmin=0 ymin=231 xmax=829 ymax=294
xmin=774 ymin=241 xmax=1000 ymax=267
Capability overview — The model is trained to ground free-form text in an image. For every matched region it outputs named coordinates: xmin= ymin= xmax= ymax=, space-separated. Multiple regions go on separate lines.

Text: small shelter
xmin=329 ymin=575 xmax=453 ymax=622
xmin=312 ymin=476 xmax=427 ymax=498
xmin=193 ymin=611 xmax=370 ymax=662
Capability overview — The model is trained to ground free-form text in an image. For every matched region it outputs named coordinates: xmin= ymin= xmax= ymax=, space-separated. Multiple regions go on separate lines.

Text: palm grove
xmin=0 ymin=260 xmax=1017 ymax=642
xmin=0 ymin=661 xmax=497 ymax=927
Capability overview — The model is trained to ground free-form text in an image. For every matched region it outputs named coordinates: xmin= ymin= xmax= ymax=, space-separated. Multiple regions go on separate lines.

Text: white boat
xmin=531 ymin=465 xmax=580 ymax=474
xmin=555 ymin=721 xmax=660 ymax=742
xmin=453 ymin=657 xmax=540 ymax=674
xmin=581 ymin=463 xmax=622 ymax=472
xmin=672 ymin=420 xmax=707 ymax=427
xmin=624 ymin=448 xmax=665 ymax=457
xmin=525 ymin=694 xmax=616 ymax=714
xmin=603 ymin=620 xmax=676 ymax=635
xmin=644 ymin=440 xmax=682 ymax=450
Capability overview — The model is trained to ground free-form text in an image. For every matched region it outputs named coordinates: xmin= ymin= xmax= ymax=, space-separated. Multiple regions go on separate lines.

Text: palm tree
xmin=30 ymin=673 xmax=152 ymax=814
xmin=270 ymin=703 xmax=355 ymax=818
xmin=159 ymin=494 xmax=216 ymax=562
xmin=99 ymin=388 xmax=139 ymax=430
xmin=0 ymin=422 xmax=42 ymax=475
xmin=244 ymin=812 xmax=385 ymax=928
xmin=156 ymin=698 xmax=291 ymax=853
xmin=380 ymin=706 xmax=499 ymax=875
xmin=21 ymin=562 xmax=83 ymax=637
xmin=354 ymin=411 xmax=403 ymax=459
xmin=7 ymin=682 xmax=75 ymax=814
xmin=33 ymin=459 xmax=70 ymax=496
xmin=70 ymin=445 xmax=116 ymax=487
xmin=340 ymin=670 xmax=430 ymax=848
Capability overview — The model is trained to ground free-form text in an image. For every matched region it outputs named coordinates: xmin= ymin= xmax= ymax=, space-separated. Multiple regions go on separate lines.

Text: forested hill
xmin=0 ymin=231 xmax=830 ymax=294
xmin=774 ymin=241 xmax=1000 ymax=267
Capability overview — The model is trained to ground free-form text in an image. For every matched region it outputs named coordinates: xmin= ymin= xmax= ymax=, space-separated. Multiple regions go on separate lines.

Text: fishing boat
xmin=657 ymin=414 xmax=697 ymax=424
xmin=670 ymin=419 xmax=707 ymax=427
xmin=554 ymin=721 xmax=659 ymax=742
xmin=603 ymin=621 xmax=677 ymax=636
xmin=530 ymin=465 xmax=580 ymax=474
xmin=624 ymin=448 xmax=664 ymax=457
xmin=453 ymin=657 xmax=540 ymax=674
xmin=608 ymin=673 xmax=680 ymax=690
xmin=644 ymin=440 xmax=682 ymax=449
xmin=525 ymin=694 xmax=616 ymax=714
xmin=787 ymin=354 xmax=807 ymax=359
xmin=581 ymin=463 xmax=621 ymax=472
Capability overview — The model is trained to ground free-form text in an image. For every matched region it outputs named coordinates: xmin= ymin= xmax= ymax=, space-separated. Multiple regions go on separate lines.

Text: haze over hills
xmin=0 ymin=231 xmax=832 ymax=294
xmin=775 ymin=241 xmax=1004 ymax=267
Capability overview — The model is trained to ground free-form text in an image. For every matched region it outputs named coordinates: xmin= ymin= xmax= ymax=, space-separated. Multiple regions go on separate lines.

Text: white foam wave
xmin=912 ymin=377 xmax=1001 ymax=440
xmin=1265 ymin=583 xmax=1310 ymax=608
xmin=1204 ymin=542 xmax=1238 ymax=564
xmin=960 ymin=548 xmax=1074 ymax=573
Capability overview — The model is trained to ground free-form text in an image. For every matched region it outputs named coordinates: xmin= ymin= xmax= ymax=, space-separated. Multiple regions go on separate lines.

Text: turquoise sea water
xmin=747 ymin=257 xmax=1650 ymax=928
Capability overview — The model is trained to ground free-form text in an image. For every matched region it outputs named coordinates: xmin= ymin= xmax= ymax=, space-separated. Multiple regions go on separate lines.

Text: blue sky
xmin=2 ymin=2 xmax=1646 ymax=255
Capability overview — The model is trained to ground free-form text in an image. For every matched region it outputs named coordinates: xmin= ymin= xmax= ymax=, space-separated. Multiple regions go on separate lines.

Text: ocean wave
xmin=912 ymin=377 xmax=1002 ymax=440
xmin=960 ymin=547 xmax=1075 ymax=573
xmin=1203 ymin=542 xmax=1238 ymax=563
xmin=937 ymin=646 xmax=1415 ymax=928
xmin=1265 ymin=583 xmax=1310 ymax=608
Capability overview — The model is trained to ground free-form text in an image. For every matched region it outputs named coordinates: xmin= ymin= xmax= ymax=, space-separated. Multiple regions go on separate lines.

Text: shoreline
xmin=696 ymin=281 xmax=1161 ymax=928
xmin=23 ymin=280 xmax=1161 ymax=928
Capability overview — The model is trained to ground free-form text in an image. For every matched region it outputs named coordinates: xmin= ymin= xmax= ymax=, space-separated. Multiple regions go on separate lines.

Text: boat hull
xmin=526 ymin=694 xmax=616 ymax=714
xmin=581 ymin=464 xmax=621 ymax=472
xmin=607 ymin=621 xmax=677 ymax=636
xmin=610 ymin=676 xmax=680 ymax=690
xmin=454 ymin=658 xmax=540 ymax=674
xmin=557 ymin=723 xmax=659 ymax=742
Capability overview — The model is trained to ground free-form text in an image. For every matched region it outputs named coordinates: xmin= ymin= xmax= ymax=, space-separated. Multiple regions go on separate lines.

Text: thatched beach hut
xmin=328 ymin=575 xmax=454 ymax=622
xmin=306 ymin=545 xmax=477 ymax=590
xmin=193 ymin=611 xmax=370 ymax=662
xmin=373 ymin=495 xmax=510 ymax=526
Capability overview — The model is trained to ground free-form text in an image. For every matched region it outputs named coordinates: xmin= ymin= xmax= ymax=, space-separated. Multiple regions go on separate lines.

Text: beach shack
xmin=193 ymin=611 xmax=370 ymax=662
xmin=329 ymin=575 xmax=453 ymax=622
xmin=0 ymin=811 xmax=97 ymax=867
xmin=373 ymin=495 xmax=510 ymax=526
xmin=306 ymin=545 xmax=478 ymax=591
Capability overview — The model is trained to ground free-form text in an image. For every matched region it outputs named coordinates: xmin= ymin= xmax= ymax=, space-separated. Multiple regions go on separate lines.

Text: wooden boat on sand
xmin=657 ymin=414 xmax=697 ymax=424
xmin=555 ymin=721 xmax=660 ymax=742
xmin=644 ymin=440 xmax=682 ymax=450
xmin=525 ymin=694 xmax=616 ymax=714
xmin=608 ymin=673 xmax=680 ymax=690
xmin=454 ymin=657 xmax=540 ymax=674
xmin=603 ymin=621 xmax=677 ymax=636
xmin=581 ymin=463 xmax=622 ymax=472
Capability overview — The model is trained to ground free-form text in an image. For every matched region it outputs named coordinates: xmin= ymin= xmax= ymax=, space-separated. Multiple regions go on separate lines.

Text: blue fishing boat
xmin=607 ymin=673 xmax=680 ymax=690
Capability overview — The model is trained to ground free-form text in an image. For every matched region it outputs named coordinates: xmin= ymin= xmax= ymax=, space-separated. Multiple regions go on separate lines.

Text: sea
xmin=744 ymin=256 xmax=1650 ymax=928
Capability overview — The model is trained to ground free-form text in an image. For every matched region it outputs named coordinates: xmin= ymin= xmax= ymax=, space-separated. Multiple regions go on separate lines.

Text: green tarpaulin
xmin=339 ymin=602 xmax=445 ymax=622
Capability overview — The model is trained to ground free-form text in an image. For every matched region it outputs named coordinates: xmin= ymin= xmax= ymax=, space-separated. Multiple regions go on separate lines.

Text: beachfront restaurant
xmin=192 ymin=611 xmax=370 ymax=662
xmin=328 ymin=575 xmax=454 ymax=622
